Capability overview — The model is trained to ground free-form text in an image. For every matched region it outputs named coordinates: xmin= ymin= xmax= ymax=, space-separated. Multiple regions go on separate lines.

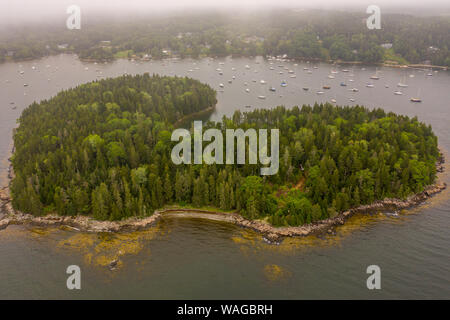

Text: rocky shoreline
xmin=0 ymin=152 xmax=447 ymax=243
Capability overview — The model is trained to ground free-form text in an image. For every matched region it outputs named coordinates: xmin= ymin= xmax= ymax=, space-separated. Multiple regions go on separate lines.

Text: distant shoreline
xmin=3 ymin=53 xmax=449 ymax=71
xmin=0 ymin=150 xmax=446 ymax=243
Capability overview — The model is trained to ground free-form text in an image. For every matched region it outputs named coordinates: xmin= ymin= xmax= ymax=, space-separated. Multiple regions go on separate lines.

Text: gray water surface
xmin=0 ymin=55 xmax=449 ymax=299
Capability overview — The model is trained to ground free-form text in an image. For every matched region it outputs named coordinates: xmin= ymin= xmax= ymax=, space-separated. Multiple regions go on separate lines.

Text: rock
xmin=263 ymin=232 xmax=282 ymax=245
xmin=108 ymin=259 xmax=119 ymax=270
xmin=0 ymin=219 xmax=10 ymax=230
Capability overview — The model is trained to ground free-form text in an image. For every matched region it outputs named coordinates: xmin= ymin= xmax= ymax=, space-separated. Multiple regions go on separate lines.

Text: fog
xmin=0 ymin=0 xmax=449 ymax=26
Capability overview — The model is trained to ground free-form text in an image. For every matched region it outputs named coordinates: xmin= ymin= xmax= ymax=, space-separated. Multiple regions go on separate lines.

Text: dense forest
xmin=11 ymin=75 xmax=439 ymax=226
xmin=1 ymin=9 xmax=449 ymax=66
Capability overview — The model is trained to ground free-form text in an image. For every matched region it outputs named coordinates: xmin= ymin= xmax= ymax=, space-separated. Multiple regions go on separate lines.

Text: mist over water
xmin=0 ymin=0 xmax=449 ymax=27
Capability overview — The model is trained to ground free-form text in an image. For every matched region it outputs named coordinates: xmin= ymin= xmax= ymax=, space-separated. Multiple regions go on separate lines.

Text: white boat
xmin=288 ymin=70 xmax=295 ymax=74
xmin=260 ymin=80 xmax=266 ymax=84
xmin=316 ymin=91 xmax=324 ymax=95
xmin=397 ymin=83 xmax=408 ymax=88
xmin=328 ymin=75 xmax=335 ymax=79
xmin=258 ymin=95 xmax=266 ymax=99
xmin=245 ymin=65 xmax=250 ymax=69
xmin=331 ymin=99 xmax=337 ymax=103
xmin=245 ymin=88 xmax=250 ymax=93
xmin=370 ymin=68 xmax=380 ymax=80
xmin=394 ymin=91 xmax=403 ymax=95
xmin=366 ymin=83 xmax=374 ymax=88
xmin=410 ymin=89 xmax=422 ymax=102
xmin=350 ymin=88 xmax=359 ymax=92
xmin=290 ymin=75 xmax=296 ymax=78
xmin=349 ymin=98 xmax=355 ymax=102
xmin=219 ymin=83 xmax=224 ymax=88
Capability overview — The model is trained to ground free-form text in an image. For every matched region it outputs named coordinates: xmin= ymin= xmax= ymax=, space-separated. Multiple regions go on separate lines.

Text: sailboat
xmin=410 ymin=88 xmax=422 ymax=102
xmin=370 ymin=68 xmax=380 ymax=80
xmin=397 ymin=74 xmax=408 ymax=87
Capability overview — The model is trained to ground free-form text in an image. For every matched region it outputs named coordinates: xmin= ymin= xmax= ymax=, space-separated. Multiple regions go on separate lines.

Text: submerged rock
xmin=108 ymin=259 xmax=119 ymax=271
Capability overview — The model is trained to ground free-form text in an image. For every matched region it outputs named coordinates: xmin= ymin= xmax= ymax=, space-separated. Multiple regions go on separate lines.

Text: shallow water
xmin=0 ymin=55 xmax=449 ymax=299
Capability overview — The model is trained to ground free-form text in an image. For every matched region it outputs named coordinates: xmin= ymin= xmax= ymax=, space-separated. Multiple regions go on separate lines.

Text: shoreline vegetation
xmin=0 ymin=152 xmax=446 ymax=243
xmin=1 ymin=10 xmax=449 ymax=68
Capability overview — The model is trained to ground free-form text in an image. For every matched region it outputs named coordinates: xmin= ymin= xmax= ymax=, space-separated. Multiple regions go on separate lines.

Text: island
xmin=0 ymin=74 xmax=446 ymax=241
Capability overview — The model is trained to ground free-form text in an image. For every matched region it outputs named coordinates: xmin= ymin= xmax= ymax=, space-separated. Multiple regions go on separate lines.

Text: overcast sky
xmin=1 ymin=0 xmax=449 ymax=26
